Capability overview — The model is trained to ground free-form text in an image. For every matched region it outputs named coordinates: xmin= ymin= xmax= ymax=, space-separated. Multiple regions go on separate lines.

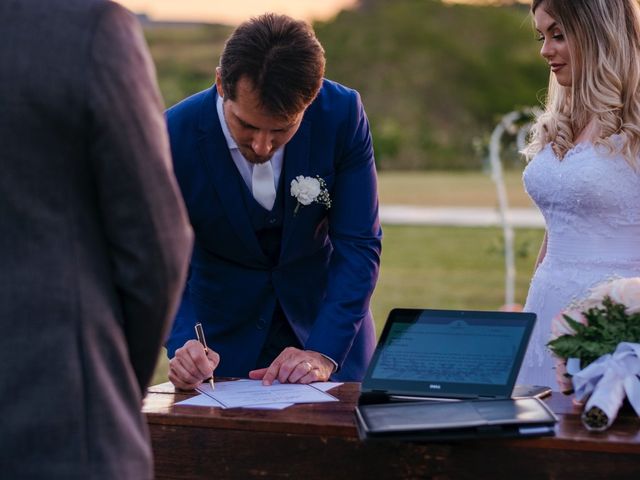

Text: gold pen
xmin=194 ymin=322 xmax=215 ymax=390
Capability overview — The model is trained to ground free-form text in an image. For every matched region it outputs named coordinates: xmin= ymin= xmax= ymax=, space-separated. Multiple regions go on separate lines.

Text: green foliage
xmin=547 ymin=298 xmax=640 ymax=368
xmin=143 ymin=1 xmax=547 ymax=170
xmin=314 ymin=0 xmax=547 ymax=170
xmin=144 ymin=24 xmax=233 ymax=107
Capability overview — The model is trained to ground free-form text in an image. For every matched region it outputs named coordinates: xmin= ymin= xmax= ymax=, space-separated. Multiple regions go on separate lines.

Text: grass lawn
xmin=371 ymin=225 xmax=543 ymax=323
xmin=151 ymin=171 xmax=543 ymax=385
xmin=377 ymin=170 xmax=534 ymax=207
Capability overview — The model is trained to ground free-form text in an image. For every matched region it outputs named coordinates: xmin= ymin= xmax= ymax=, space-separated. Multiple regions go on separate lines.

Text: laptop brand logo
xmin=429 ymin=384 xmax=441 ymax=390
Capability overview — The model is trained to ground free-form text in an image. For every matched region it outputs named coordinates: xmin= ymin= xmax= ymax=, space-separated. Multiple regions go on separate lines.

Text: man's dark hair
xmin=219 ymin=13 xmax=326 ymax=118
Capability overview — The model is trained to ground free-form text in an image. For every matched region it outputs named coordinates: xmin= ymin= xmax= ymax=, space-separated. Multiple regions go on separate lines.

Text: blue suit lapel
xmin=196 ymin=88 xmax=266 ymax=261
xmin=281 ymin=118 xmax=311 ymax=257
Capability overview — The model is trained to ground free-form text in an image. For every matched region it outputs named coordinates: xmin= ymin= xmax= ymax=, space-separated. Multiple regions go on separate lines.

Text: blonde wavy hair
xmin=524 ymin=0 xmax=640 ymax=166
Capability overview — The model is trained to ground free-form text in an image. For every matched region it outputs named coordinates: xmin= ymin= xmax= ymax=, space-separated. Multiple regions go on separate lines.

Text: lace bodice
xmin=517 ymin=140 xmax=640 ymax=389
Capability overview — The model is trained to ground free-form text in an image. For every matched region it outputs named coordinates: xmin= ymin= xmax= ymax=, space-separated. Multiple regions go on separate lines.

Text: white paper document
xmin=177 ymin=393 xmax=225 ymax=408
xmin=176 ymin=380 xmax=342 ymax=409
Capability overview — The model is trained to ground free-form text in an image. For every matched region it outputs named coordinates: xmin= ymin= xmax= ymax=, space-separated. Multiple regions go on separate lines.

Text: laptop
xmin=359 ymin=308 xmax=548 ymax=404
xmin=355 ymin=396 xmax=557 ymax=441
xmin=355 ymin=308 xmax=557 ymax=441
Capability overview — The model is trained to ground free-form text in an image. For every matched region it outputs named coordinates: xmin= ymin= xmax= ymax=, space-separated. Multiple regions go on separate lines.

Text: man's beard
xmin=238 ymin=145 xmax=273 ymax=164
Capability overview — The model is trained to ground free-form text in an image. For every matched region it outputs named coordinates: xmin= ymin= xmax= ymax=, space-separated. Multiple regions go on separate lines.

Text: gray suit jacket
xmin=0 ymin=1 xmax=193 ymax=478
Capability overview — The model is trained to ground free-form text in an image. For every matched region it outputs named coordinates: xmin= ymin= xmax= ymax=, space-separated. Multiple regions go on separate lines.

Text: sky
xmin=117 ymin=0 xmax=359 ymax=25
xmin=117 ymin=1 xmax=527 ymax=25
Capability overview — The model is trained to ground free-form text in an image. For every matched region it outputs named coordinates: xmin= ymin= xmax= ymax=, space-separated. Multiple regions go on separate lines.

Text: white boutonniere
xmin=290 ymin=175 xmax=331 ymax=215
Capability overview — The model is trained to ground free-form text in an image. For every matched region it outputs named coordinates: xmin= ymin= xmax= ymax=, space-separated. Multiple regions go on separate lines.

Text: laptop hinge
xmin=358 ymin=390 xmax=390 ymax=405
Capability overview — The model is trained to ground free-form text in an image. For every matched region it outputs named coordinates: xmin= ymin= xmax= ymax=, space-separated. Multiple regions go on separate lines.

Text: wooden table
xmin=143 ymin=382 xmax=640 ymax=479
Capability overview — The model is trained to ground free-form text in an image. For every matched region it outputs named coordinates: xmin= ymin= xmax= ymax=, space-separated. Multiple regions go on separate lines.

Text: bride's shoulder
xmin=526 ymin=143 xmax=555 ymax=165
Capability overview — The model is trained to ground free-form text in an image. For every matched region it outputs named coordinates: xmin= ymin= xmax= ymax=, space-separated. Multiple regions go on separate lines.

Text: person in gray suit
xmin=0 ymin=1 xmax=193 ymax=478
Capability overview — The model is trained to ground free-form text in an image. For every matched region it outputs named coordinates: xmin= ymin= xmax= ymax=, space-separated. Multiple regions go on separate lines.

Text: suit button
xmin=268 ymin=217 xmax=277 ymax=225
xmin=256 ymin=317 xmax=267 ymax=329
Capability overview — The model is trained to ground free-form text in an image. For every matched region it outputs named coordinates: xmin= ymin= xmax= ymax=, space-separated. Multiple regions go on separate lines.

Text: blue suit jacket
xmin=166 ymin=79 xmax=382 ymax=381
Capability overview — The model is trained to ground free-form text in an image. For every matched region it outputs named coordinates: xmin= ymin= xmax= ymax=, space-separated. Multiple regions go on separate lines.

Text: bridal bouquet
xmin=547 ymin=277 xmax=640 ymax=431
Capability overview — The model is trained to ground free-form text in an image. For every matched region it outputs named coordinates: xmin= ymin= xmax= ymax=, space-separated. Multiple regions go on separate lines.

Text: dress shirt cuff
xmin=320 ymin=353 xmax=338 ymax=373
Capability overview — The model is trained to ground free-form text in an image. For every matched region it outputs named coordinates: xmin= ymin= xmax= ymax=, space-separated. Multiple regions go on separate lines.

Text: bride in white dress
xmin=516 ymin=0 xmax=640 ymax=389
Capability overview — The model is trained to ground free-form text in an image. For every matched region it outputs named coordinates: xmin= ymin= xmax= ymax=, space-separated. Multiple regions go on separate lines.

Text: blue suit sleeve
xmin=304 ymin=91 xmax=382 ymax=367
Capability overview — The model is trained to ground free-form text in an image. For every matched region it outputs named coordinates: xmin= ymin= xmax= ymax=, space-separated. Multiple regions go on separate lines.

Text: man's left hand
xmin=248 ymin=347 xmax=334 ymax=385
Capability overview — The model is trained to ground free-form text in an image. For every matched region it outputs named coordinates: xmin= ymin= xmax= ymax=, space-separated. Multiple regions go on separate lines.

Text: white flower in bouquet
xmin=290 ymin=175 xmax=331 ymax=214
xmin=588 ymin=278 xmax=640 ymax=314
xmin=547 ymin=277 xmax=640 ymax=431
xmin=550 ymin=307 xmax=588 ymax=339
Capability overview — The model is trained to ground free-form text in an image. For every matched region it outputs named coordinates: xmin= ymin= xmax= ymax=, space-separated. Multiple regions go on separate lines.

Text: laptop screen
xmin=362 ymin=308 xmax=536 ymax=399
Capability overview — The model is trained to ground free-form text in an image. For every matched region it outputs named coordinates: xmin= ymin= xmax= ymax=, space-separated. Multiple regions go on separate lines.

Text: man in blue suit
xmin=166 ymin=13 xmax=381 ymax=389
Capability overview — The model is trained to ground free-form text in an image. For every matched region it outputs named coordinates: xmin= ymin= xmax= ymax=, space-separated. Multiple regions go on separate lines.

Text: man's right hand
xmin=168 ymin=339 xmax=220 ymax=390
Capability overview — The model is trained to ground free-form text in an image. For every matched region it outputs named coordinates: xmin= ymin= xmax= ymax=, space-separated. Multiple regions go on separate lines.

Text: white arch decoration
xmin=488 ymin=108 xmax=538 ymax=307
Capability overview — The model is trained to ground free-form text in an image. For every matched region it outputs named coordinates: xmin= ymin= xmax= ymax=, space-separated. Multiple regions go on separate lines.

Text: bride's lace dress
xmin=517 ymin=140 xmax=640 ymax=389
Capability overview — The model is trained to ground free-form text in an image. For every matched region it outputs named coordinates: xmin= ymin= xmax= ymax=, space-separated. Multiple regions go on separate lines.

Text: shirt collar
xmin=216 ymin=93 xmax=238 ymax=150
